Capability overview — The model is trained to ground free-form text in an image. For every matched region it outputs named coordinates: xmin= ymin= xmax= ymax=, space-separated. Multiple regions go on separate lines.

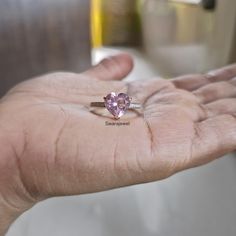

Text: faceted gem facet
xmin=104 ymin=92 xmax=131 ymax=118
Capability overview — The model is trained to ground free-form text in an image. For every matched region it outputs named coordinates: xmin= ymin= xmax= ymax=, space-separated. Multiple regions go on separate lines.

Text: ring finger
xmin=204 ymin=98 xmax=236 ymax=118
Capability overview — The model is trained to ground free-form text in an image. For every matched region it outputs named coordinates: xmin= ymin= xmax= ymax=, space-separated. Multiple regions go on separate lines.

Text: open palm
xmin=1 ymin=54 xmax=236 ymax=206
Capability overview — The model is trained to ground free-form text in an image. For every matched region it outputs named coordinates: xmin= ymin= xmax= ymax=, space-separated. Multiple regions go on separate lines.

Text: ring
xmin=90 ymin=92 xmax=142 ymax=119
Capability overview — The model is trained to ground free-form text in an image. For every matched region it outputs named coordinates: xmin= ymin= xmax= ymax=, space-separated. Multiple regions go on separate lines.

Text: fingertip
xmin=113 ymin=53 xmax=134 ymax=74
xmin=99 ymin=53 xmax=134 ymax=80
xmin=84 ymin=53 xmax=134 ymax=81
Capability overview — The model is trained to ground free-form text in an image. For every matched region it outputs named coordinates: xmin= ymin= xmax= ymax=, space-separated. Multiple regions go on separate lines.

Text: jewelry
xmin=90 ymin=92 xmax=142 ymax=119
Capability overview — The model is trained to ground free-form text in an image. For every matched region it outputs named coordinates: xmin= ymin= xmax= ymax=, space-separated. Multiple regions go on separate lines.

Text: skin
xmin=0 ymin=53 xmax=236 ymax=235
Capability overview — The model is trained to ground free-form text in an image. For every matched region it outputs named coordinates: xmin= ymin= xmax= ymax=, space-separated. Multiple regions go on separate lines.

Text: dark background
xmin=0 ymin=0 xmax=91 ymax=97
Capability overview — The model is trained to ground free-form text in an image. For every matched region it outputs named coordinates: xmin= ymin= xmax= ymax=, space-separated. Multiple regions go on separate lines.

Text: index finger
xmin=172 ymin=64 xmax=236 ymax=91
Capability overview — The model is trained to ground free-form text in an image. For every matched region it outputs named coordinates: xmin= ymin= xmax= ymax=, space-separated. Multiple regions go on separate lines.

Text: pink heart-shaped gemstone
xmin=104 ymin=92 xmax=131 ymax=119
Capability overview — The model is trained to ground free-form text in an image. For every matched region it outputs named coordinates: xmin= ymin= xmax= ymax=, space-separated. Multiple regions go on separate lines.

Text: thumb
xmin=84 ymin=53 xmax=134 ymax=81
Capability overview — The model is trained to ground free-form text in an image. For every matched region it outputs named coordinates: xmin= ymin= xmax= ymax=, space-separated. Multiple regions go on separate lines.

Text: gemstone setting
xmin=104 ymin=92 xmax=131 ymax=119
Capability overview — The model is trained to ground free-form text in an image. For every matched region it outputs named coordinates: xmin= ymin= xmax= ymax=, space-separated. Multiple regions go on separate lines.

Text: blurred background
xmin=1 ymin=0 xmax=236 ymax=96
xmin=1 ymin=0 xmax=236 ymax=235
xmin=91 ymin=0 xmax=236 ymax=76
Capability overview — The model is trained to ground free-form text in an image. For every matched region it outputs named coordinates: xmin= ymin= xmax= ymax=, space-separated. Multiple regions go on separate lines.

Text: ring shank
xmin=90 ymin=102 xmax=105 ymax=107
xmin=90 ymin=102 xmax=142 ymax=109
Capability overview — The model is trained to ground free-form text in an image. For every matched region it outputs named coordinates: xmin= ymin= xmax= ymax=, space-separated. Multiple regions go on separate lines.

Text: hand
xmin=0 ymin=54 xmax=235 ymax=234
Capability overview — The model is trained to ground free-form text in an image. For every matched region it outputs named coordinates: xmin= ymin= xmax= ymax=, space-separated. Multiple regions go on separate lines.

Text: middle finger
xmin=193 ymin=81 xmax=236 ymax=104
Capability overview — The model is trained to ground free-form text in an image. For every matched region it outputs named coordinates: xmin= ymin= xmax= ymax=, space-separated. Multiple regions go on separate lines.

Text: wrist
xmin=0 ymin=198 xmax=22 ymax=235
